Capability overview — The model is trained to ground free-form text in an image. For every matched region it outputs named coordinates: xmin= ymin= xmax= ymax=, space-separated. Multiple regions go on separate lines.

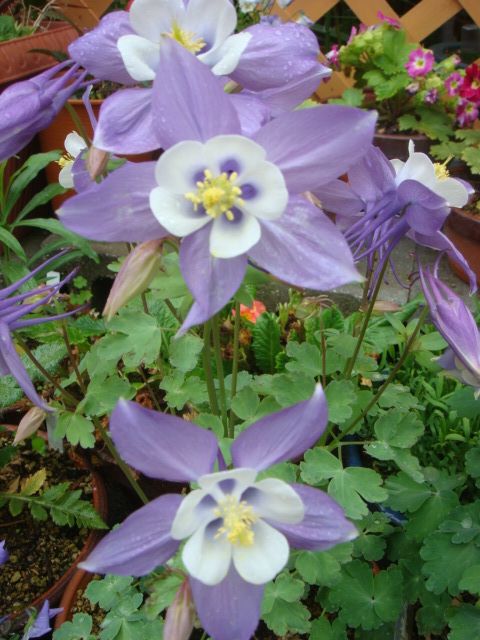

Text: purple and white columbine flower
xmin=0 ymin=540 xmax=8 ymax=565
xmin=316 ymin=141 xmax=475 ymax=292
xmin=80 ymin=388 xmax=357 ymax=640
xmin=420 ymin=262 xmax=480 ymax=393
xmin=59 ymin=41 xmax=375 ymax=332
xmin=0 ymin=61 xmax=85 ymax=162
xmin=58 ymin=132 xmax=87 ymax=189
xmin=0 ymin=253 xmax=84 ymax=411
xmin=405 ymin=47 xmax=434 ymax=77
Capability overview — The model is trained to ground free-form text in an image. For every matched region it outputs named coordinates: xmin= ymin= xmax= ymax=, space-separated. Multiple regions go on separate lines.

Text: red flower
xmin=459 ymin=63 xmax=480 ymax=105
xmin=232 ymin=300 xmax=267 ymax=324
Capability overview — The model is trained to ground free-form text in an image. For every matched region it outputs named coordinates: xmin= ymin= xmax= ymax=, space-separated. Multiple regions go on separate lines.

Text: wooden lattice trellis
xmin=272 ymin=0 xmax=480 ymax=99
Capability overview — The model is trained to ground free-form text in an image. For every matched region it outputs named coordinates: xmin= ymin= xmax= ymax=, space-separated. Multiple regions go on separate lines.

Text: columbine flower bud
xmin=14 ymin=406 xmax=47 ymax=444
xmin=87 ymin=146 xmax=109 ymax=180
xmin=103 ymin=240 xmax=163 ymax=320
xmin=164 ymin=580 xmax=195 ymax=640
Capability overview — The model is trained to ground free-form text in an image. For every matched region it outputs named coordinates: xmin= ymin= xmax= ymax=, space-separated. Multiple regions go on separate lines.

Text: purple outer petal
xmin=179 ymin=227 xmax=248 ymax=335
xmin=0 ymin=540 xmax=8 ymax=565
xmin=26 ymin=601 xmax=63 ymax=639
xmin=231 ymin=384 xmax=328 ymax=471
xmin=347 ymin=145 xmax=395 ymax=206
xmin=110 ymin=399 xmax=219 ymax=482
xmin=413 ymin=230 xmax=477 ymax=294
xmin=254 ymin=106 xmax=377 ymax=193
xmin=274 ymin=484 xmax=357 ymax=551
xmin=190 ymin=568 xmax=264 ymax=640
xmin=230 ymin=21 xmax=320 ymax=92
xmin=315 ymin=180 xmax=364 ymax=217
xmin=397 ymin=180 xmax=449 ymax=234
xmin=152 ymin=39 xmax=241 ymax=148
xmin=244 ymin=66 xmax=330 ymax=117
xmin=71 ymin=154 xmax=91 ymax=193
xmin=93 ymin=88 xmax=159 ymax=155
xmin=79 ymin=494 xmax=182 ymax=576
xmin=58 ymin=161 xmax=166 ymax=242
xmin=230 ymin=93 xmax=271 ymax=137
xmin=68 ymin=12 xmax=135 ymax=85
xmin=0 ymin=322 xmax=49 ymax=411
xmin=248 ymin=196 xmax=362 ymax=290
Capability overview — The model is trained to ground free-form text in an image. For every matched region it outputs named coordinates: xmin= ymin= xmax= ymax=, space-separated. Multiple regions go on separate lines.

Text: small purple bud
xmin=164 ymin=580 xmax=195 ymax=640
xmin=103 ymin=239 xmax=164 ymax=320
xmin=14 ymin=407 xmax=47 ymax=444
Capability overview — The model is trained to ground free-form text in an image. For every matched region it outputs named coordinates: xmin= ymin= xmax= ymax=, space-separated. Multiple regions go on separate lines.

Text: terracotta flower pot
xmin=443 ymin=207 xmax=480 ymax=287
xmin=54 ymin=569 xmax=94 ymax=628
xmin=0 ymin=23 xmax=78 ymax=87
xmin=373 ymin=131 xmax=430 ymax=162
xmin=2 ymin=426 xmax=108 ymax=613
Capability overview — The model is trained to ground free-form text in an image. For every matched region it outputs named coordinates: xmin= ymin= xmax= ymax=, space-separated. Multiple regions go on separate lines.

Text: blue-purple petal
xmin=0 ymin=540 xmax=8 ymax=565
xmin=80 ymin=494 xmax=182 ymax=576
xmin=110 ymin=399 xmax=219 ymax=482
xmin=190 ymin=567 xmax=264 ymax=640
xmin=230 ymin=93 xmax=271 ymax=137
xmin=397 ymin=180 xmax=449 ymax=234
xmin=93 ymin=88 xmax=159 ymax=155
xmin=58 ymin=161 xmax=165 ymax=242
xmin=151 ymin=39 xmax=241 ymax=148
xmin=68 ymin=12 xmax=135 ymax=85
xmin=274 ymin=484 xmax=357 ymax=550
xmin=254 ymin=106 xmax=377 ymax=193
xmin=179 ymin=227 xmax=248 ymax=334
xmin=231 ymin=384 xmax=328 ymax=471
xmin=248 ymin=196 xmax=361 ymax=290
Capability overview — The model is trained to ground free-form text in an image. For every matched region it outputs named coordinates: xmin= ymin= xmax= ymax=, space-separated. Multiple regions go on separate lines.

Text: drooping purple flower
xmin=420 ymin=262 xmax=480 ymax=392
xmin=0 ymin=61 xmax=85 ymax=162
xmin=405 ymin=47 xmax=434 ymax=77
xmin=79 ymin=388 xmax=357 ymax=640
xmin=316 ymin=141 xmax=475 ymax=292
xmin=0 ymin=253 xmax=85 ymax=411
xmin=424 ymin=88 xmax=438 ymax=104
xmin=0 ymin=540 xmax=8 ymax=565
xmin=445 ymin=71 xmax=463 ymax=97
xmin=59 ymin=41 xmax=375 ymax=332
xmin=22 ymin=601 xmax=63 ymax=640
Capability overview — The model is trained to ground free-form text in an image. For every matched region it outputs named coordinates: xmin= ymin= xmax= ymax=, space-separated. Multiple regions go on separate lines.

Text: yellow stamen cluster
xmin=185 ymin=169 xmax=244 ymax=221
xmin=57 ymin=153 xmax=74 ymax=169
xmin=168 ymin=22 xmax=206 ymax=54
xmin=434 ymin=158 xmax=451 ymax=181
xmin=214 ymin=495 xmax=257 ymax=546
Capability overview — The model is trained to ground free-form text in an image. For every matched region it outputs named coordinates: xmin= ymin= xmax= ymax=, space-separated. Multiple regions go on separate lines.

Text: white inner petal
xmin=207 ymin=32 xmax=252 ymax=76
xmin=239 ymin=162 xmax=288 ymax=221
xmin=150 ymin=186 xmax=210 ymax=236
xmin=204 ymin=135 xmax=266 ymax=179
xmin=209 ymin=209 xmax=261 ymax=258
xmin=155 ymin=140 xmax=207 ymax=193
xmin=58 ymin=165 xmax=74 ymax=189
xmin=433 ymin=177 xmax=469 ymax=207
xmin=184 ymin=0 xmax=236 ymax=48
xmin=118 ymin=34 xmax=161 ymax=82
xmin=198 ymin=468 xmax=258 ymax=499
xmin=129 ymin=0 xmax=184 ymax=42
xmin=64 ymin=132 xmax=86 ymax=158
xmin=246 ymin=478 xmax=304 ymax=524
xmin=233 ymin=520 xmax=289 ymax=585
xmin=182 ymin=522 xmax=232 ymax=585
xmin=170 ymin=488 xmax=216 ymax=540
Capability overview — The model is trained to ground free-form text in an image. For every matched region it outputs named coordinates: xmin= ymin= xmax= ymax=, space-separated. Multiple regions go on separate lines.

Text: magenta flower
xmin=59 ymin=41 xmax=375 ymax=333
xmin=0 ymin=253 xmax=84 ymax=411
xmin=377 ymin=10 xmax=401 ymax=28
xmin=326 ymin=44 xmax=340 ymax=66
xmin=456 ymin=98 xmax=479 ymax=127
xmin=420 ymin=263 xmax=480 ymax=392
xmin=79 ymin=388 xmax=357 ymax=640
xmin=445 ymin=72 xmax=463 ymax=97
xmin=405 ymin=47 xmax=434 ymax=77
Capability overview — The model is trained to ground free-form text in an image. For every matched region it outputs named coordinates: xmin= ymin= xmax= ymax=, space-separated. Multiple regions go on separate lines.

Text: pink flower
xmin=460 ymin=63 xmax=480 ymax=105
xmin=377 ymin=11 xmax=401 ymax=28
xmin=405 ymin=48 xmax=434 ymax=77
xmin=233 ymin=300 xmax=267 ymax=324
xmin=326 ymin=44 xmax=339 ymax=66
xmin=445 ymin=72 xmax=463 ymax=97
xmin=456 ymin=98 xmax=479 ymax=127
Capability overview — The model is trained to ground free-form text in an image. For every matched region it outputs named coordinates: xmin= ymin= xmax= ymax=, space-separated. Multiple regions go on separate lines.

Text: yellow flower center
xmin=167 ymin=22 xmax=206 ymax=54
xmin=57 ymin=153 xmax=74 ymax=169
xmin=214 ymin=495 xmax=257 ymax=546
xmin=185 ymin=169 xmax=244 ymax=221
xmin=433 ymin=159 xmax=451 ymax=181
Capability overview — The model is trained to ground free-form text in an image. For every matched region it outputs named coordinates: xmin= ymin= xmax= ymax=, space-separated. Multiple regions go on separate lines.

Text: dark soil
xmin=0 ymin=431 xmax=94 ymax=616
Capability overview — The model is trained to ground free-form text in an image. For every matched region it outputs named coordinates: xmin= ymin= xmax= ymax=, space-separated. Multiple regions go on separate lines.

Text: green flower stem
xmin=64 ymin=101 xmax=91 ymax=144
xmin=61 ymin=319 xmax=87 ymax=394
xmin=202 ymin=321 xmax=220 ymax=417
xmin=211 ymin=314 xmax=228 ymax=434
xmin=343 ymin=258 xmax=389 ymax=378
xmin=93 ymin=417 xmax=149 ymax=505
xmin=228 ymin=301 xmax=241 ymax=438
xmin=328 ymin=305 xmax=429 ymax=451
